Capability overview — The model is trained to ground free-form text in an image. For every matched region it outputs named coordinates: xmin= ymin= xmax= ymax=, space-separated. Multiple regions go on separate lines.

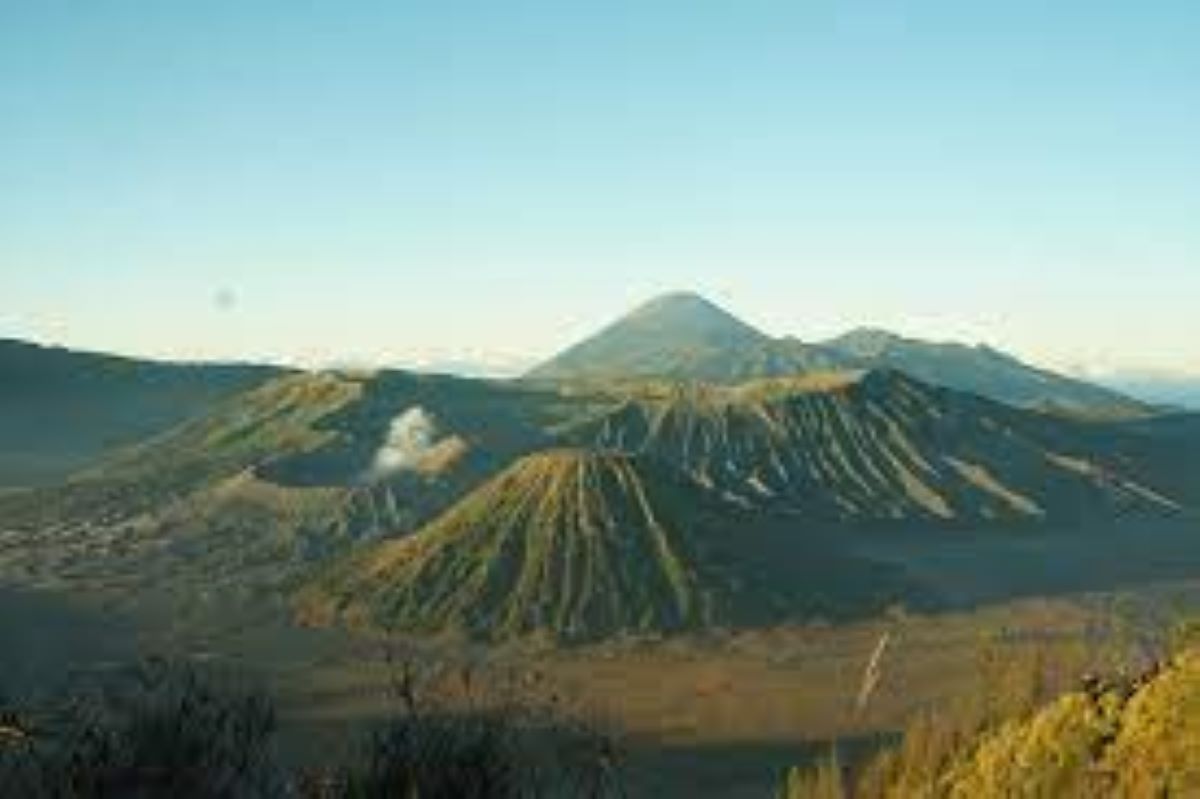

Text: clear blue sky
xmin=2 ymin=1 xmax=1198 ymax=374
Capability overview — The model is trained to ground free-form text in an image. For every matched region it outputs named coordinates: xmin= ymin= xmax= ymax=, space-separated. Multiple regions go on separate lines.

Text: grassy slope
xmin=0 ymin=370 xmax=589 ymax=597
xmin=0 ymin=373 xmax=366 ymax=593
xmin=259 ymin=369 xmax=579 ymax=488
xmin=3 ymin=362 xmax=1196 ymax=638
xmin=567 ymin=370 xmax=1193 ymax=525
xmin=296 ymin=449 xmax=924 ymax=641
xmin=913 ymin=650 xmax=1200 ymax=797
xmin=0 ymin=339 xmax=281 ymax=486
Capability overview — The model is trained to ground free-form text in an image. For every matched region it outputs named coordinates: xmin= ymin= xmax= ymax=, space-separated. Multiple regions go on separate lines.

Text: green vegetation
xmin=1 ymin=659 xmax=283 ymax=797
xmin=0 ymin=374 xmax=369 ymax=594
xmin=0 ymin=369 xmax=602 ymax=599
xmin=0 ymin=658 xmax=624 ymax=798
xmin=296 ymin=449 xmax=922 ymax=641
xmin=3 ymin=300 xmax=1200 ymax=797
xmin=566 ymin=369 xmax=1191 ymax=524
xmin=780 ymin=625 xmax=1200 ymax=798
xmin=3 ymin=353 xmax=1195 ymax=638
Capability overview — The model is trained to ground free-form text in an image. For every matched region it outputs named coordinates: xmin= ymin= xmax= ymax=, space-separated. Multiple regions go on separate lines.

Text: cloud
xmin=366 ymin=406 xmax=444 ymax=480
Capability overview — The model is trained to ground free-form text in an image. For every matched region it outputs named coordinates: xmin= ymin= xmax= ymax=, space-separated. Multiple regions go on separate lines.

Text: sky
xmin=2 ymin=1 xmax=1198 ymax=376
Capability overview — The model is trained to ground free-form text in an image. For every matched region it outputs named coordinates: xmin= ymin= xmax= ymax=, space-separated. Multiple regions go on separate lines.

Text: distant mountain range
xmin=0 ymin=293 xmax=1151 ymax=490
xmin=1 ymin=295 xmax=1196 ymax=642
xmin=527 ymin=292 xmax=1149 ymax=418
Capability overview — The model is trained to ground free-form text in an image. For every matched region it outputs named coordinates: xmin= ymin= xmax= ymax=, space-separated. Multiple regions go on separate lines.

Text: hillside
xmin=2 ymin=356 xmax=1196 ymax=638
xmin=800 ymin=649 xmax=1200 ymax=797
xmin=296 ymin=449 xmax=922 ymax=641
xmin=0 ymin=368 xmax=595 ymax=597
xmin=3 ymin=363 xmax=1193 ymax=606
xmin=0 ymin=339 xmax=281 ymax=487
xmin=565 ymin=370 xmax=1190 ymax=525
xmin=0 ymin=373 xmax=365 ymax=594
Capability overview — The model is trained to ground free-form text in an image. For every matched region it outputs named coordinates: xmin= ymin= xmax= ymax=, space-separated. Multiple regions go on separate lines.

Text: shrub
xmin=334 ymin=657 xmax=623 ymax=799
xmin=1 ymin=657 xmax=624 ymax=799
xmin=0 ymin=658 xmax=284 ymax=798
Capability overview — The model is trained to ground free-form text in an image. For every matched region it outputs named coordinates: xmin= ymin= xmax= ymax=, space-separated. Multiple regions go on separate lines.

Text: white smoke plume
xmin=366 ymin=406 xmax=444 ymax=480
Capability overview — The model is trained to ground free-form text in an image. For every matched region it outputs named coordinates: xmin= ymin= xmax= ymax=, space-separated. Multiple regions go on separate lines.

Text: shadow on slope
xmin=0 ymin=339 xmax=281 ymax=487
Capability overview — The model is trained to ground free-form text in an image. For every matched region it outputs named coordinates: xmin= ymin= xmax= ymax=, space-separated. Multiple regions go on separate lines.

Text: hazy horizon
xmin=3 ymin=3 xmax=1198 ymax=376
xmin=8 ymin=288 xmax=1200 ymax=397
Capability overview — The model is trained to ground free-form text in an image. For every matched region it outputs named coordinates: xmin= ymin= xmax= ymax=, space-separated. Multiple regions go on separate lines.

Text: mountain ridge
xmin=564 ymin=368 xmax=1187 ymax=525
xmin=527 ymin=292 xmax=1149 ymax=416
xmin=2 ymin=362 xmax=1197 ymax=641
xmin=821 ymin=327 xmax=1142 ymax=416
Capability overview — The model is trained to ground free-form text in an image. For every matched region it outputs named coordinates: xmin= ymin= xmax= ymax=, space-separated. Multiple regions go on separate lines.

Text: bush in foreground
xmin=779 ymin=635 xmax=1200 ymax=798
xmin=0 ymin=658 xmax=623 ymax=799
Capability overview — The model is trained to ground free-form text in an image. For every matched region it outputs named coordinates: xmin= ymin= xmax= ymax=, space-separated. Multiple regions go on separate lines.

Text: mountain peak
xmin=634 ymin=290 xmax=709 ymax=306
xmin=526 ymin=292 xmax=777 ymax=382
xmin=296 ymin=444 xmax=919 ymax=640
xmin=622 ymin=291 xmax=762 ymax=336
xmin=297 ymin=447 xmax=734 ymax=640
xmin=630 ymin=290 xmax=727 ymax=313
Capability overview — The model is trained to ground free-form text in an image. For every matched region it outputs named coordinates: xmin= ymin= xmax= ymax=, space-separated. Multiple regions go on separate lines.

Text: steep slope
xmin=1079 ymin=412 xmax=1200 ymax=511
xmin=4 ymin=365 xmax=1189 ymax=603
xmin=565 ymin=370 xmax=1189 ymax=525
xmin=526 ymin=292 xmax=840 ymax=383
xmin=296 ymin=449 xmax=921 ymax=641
xmin=258 ymin=369 xmax=576 ymax=490
xmin=0 ymin=339 xmax=281 ymax=486
xmin=824 ymin=328 xmax=1148 ymax=418
xmin=0 ymin=370 xmax=578 ymax=596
